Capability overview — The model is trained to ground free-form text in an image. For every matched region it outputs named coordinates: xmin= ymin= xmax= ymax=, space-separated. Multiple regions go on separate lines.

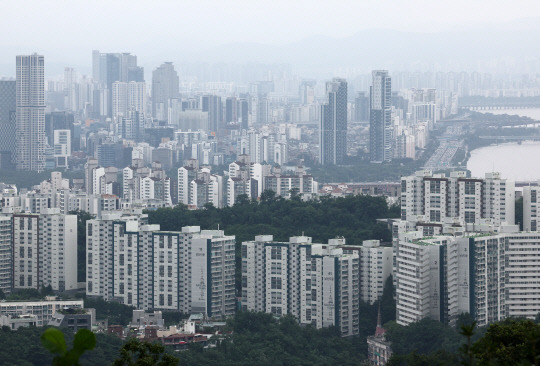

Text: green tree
xmin=112 ymin=338 xmax=178 ymax=366
xmin=41 ymin=328 xmax=96 ymax=366
xmin=470 ymin=318 xmax=540 ymax=365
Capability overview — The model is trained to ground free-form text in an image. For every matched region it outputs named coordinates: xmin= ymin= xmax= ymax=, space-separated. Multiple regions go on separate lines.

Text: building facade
xmin=16 ymin=54 xmax=45 ymax=171
xmin=241 ymin=235 xmax=359 ymax=336
xmin=370 ymin=70 xmax=392 ymax=162
xmin=320 ymin=78 xmax=347 ymax=165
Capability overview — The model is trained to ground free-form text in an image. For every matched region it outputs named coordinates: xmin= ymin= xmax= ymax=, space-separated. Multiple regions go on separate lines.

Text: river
xmin=476 ymin=108 xmax=540 ymax=121
xmin=466 ymin=108 xmax=540 ymax=181
xmin=467 ymin=141 xmax=540 ymax=181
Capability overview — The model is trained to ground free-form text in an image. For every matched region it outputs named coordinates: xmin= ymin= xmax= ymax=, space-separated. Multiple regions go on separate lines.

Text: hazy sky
xmin=3 ymin=0 xmax=540 ymax=47
xmin=1 ymin=0 xmax=540 ymax=75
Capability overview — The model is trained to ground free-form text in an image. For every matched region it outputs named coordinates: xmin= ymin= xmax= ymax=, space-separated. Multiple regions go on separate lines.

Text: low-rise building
xmin=0 ymin=298 xmax=84 ymax=326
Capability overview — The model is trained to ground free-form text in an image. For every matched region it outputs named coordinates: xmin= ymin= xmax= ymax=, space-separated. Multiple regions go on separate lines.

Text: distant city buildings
xmin=16 ymin=54 xmax=45 ymax=171
xmin=0 ymin=78 xmax=16 ymax=168
xmin=152 ymin=62 xmax=179 ymax=121
xmin=320 ymin=78 xmax=347 ymax=165
xmin=370 ymin=70 xmax=392 ymax=163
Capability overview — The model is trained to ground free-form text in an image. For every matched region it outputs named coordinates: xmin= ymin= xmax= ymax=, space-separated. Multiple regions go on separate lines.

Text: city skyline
xmin=1 ymin=2 xmax=540 ymax=76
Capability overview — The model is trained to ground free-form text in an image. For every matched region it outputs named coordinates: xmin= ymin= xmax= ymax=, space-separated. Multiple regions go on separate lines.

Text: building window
xmin=464 ymin=211 xmax=476 ymax=224
xmin=430 ymin=180 xmax=441 ymax=194
xmin=19 ymin=247 xmax=24 ymax=258
xmin=464 ymin=181 xmax=476 ymax=195
xmin=430 ymin=210 xmax=441 ymax=222
xmin=271 ymin=277 xmax=282 ymax=289
xmin=271 ymin=247 xmax=282 ymax=260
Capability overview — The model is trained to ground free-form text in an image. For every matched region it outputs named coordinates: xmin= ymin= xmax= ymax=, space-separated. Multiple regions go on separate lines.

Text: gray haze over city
xmin=4 ymin=1 xmax=540 ymax=365
xmin=2 ymin=0 xmax=540 ymax=77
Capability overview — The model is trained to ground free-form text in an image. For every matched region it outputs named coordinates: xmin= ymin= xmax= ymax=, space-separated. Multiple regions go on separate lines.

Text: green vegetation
xmin=0 ymin=326 xmax=123 ymax=366
xmin=5 ymin=286 xmax=54 ymax=301
xmin=113 ymin=338 xmax=178 ymax=366
xmin=148 ymin=194 xmax=397 ymax=246
xmin=41 ymin=327 xmax=96 ymax=366
xmin=147 ymin=194 xmax=399 ymax=292
xmin=386 ymin=317 xmax=540 ymax=366
xmin=177 ymin=311 xmax=366 ymax=366
xmin=307 ymin=158 xmax=423 ymax=183
xmin=83 ymin=297 xmax=135 ymax=326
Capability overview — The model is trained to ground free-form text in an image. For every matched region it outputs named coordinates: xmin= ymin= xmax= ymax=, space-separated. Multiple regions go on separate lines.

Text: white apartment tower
xmin=241 ymin=235 xmax=359 ymax=336
xmin=0 ymin=216 xmax=12 ymax=294
xmin=16 ymin=54 xmax=45 ymax=171
xmin=523 ymin=185 xmax=540 ymax=231
xmin=401 ymin=170 xmax=514 ymax=226
xmin=13 ymin=211 xmax=77 ymax=292
xmin=86 ymin=215 xmax=235 ymax=318
xmin=342 ymin=240 xmax=393 ymax=305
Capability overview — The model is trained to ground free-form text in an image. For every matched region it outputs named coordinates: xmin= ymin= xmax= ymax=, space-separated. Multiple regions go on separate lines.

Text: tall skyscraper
xmin=0 ymin=79 xmax=16 ymax=167
xmin=92 ymin=51 xmax=143 ymax=118
xmin=151 ymin=62 xmax=179 ymax=121
xmin=16 ymin=54 xmax=45 ymax=171
xmin=319 ymin=78 xmax=347 ymax=165
xmin=354 ymin=92 xmax=369 ymax=121
xmin=201 ymin=95 xmax=222 ymax=134
xmin=369 ymin=70 xmax=392 ymax=162
xmin=112 ymin=81 xmax=146 ymax=119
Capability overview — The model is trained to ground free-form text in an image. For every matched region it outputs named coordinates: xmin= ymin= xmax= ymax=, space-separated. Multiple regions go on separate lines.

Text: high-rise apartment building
xmin=12 ymin=211 xmax=77 ymax=292
xmin=112 ymin=81 xmax=146 ymax=120
xmin=394 ymin=225 xmax=540 ymax=327
xmin=354 ymin=92 xmax=369 ymax=122
xmin=400 ymin=170 xmax=514 ymax=227
xmin=92 ymin=51 xmax=143 ymax=118
xmin=241 ymin=235 xmax=359 ymax=337
xmin=0 ymin=79 xmax=16 ymax=167
xmin=152 ymin=62 xmax=179 ymax=121
xmin=86 ymin=215 xmax=235 ymax=319
xmin=370 ymin=70 xmax=392 ymax=162
xmin=342 ymin=240 xmax=393 ymax=305
xmin=201 ymin=95 xmax=222 ymax=134
xmin=0 ymin=216 xmax=12 ymax=294
xmin=16 ymin=54 xmax=45 ymax=171
xmin=523 ymin=185 xmax=540 ymax=231
xmin=320 ymin=78 xmax=347 ymax=165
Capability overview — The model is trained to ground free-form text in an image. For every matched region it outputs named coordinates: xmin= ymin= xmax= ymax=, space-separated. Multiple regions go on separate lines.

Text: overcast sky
xmin=1 ymin=0 xmax=540 ymax=75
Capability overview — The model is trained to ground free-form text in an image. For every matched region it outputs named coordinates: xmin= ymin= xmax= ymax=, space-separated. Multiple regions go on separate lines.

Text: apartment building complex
xmin=401 ymin=170 xmax=514 ymax=227
xmin=86 ymin=213 xmax=235 ymax=318
xmin=241 ymin=235 xmax=360 ymax=336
